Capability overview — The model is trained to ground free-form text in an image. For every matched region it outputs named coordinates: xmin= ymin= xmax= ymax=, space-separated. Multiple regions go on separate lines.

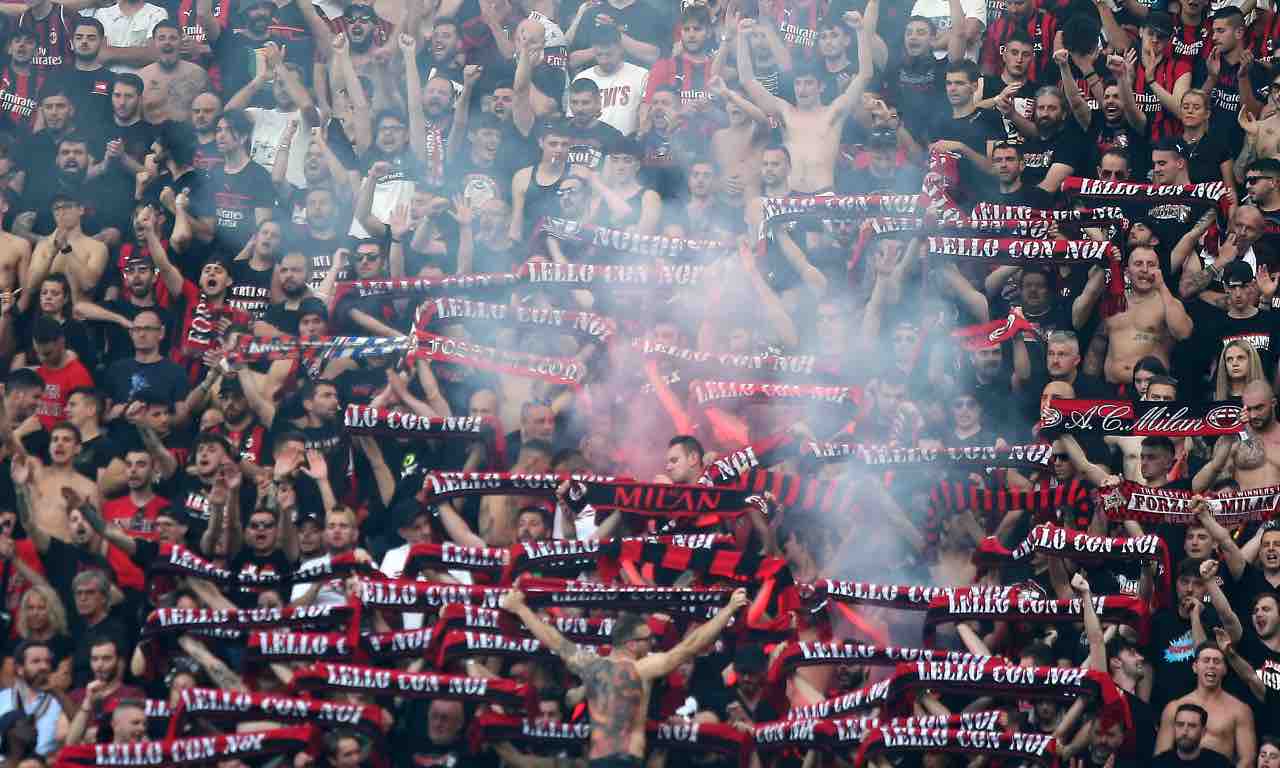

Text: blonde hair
xmin=17 ymin=584 xmax=69 ymax=639
xmin=1215 ymin=339 xmax=1266 ymax=400
xmin=325 ymin=506 xmax=357 ymax=527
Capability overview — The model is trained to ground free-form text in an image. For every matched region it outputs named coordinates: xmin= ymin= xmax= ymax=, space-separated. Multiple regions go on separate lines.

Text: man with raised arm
xmin=736 ymin=6 xmax=874 ymax=194
xmin=500 ymin=586 xmax=750 ymax=766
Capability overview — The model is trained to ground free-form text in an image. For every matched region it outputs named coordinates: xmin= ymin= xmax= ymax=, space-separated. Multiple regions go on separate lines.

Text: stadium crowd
xmin=0 ymin=0 xmax=1274 ymax=763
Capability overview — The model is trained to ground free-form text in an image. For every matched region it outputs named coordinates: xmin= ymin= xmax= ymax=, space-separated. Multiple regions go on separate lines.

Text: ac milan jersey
xmin=0 ymin=66 xmax=43 ymax=132
xmin=1171 ymin=18 xmax=1211 ymax=60
xmin=645 ymin=54 xmax=714 ymax=107
xmin=20 ymin=4 xmax=74 ymax=72
xmin=1133 ymin=55 xmax=1192 ymax=141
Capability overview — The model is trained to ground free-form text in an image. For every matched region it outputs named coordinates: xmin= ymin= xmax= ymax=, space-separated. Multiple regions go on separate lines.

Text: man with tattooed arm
xmin=1195 ymin=379 xmax=1280 ymax=490
xmin=501 ymin=587 xmax=750 ymax=767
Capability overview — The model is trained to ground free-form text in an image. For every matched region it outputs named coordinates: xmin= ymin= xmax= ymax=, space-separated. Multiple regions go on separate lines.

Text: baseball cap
xmin=1145 ymin=10 xmax=1174 ymax=38
xmin=606 ymin=136 xmax=643 ymax=158
xmin=32 ymin=316 xmax=65 ymax=343
xmin=393 ymin=499 xmax=429 ymax=532
xmin=1152 ymin=136 xmax=1188 ymax=158
xmin=119 ymin=251 xmax=154 ymax=271
xmin=734 ymin=644 xmax=768 ymax=674
xmin=868 ymin=127 xmax=897 ymax=147
xmin=297 ymin=297 xmax=328 ymax=323
xmin=1224 ymin=260 xmax=1255 ymax=286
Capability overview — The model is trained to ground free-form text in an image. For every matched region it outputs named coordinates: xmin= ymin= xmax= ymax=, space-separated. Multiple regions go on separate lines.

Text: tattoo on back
xmin=581 ymin=656 xmax=645 ymax=756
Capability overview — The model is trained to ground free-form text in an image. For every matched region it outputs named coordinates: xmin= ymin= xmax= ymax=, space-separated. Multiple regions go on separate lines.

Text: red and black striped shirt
xmin=1133 ymin=53 xmax=1191 ymax=141
xmin=19 ymin=4 xmax=74 ymax=73
xmin=645 ymin=53 xmax=715 ymax=106
xmin=1248 ymin=9 xmax=1280 ymax=59
xmin=770 ymin=0 xmax=826 ymax=54
xmin=1171 ymin=16 xmax=1212 ymax=60
xmin=0 ymin=66 xmax=43 ymax=133
xmin=979 ymin=8 xmax=1057 ymax=84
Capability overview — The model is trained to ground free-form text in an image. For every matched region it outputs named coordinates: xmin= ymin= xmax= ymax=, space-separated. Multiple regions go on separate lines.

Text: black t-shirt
xmin=885 ymin=54 xmax=948 ymax=137
xmin=209 ymin=161 xmax=275 ymax=252
xmin=1152 ymin=750 xmax=1234 ymax=768
xmin=1207 ymin=61 xmax=1268 ymax=151
xmin=1200 ymin=309 xmax=1280 ymax=379
xmin=1148 ymin=604 xmax=1222 ymax=712
xmin=160 ymin=470 xmax=257 ymax=545
xmin=94 ymin=119 xmax=161 ymax=170
xmin=1126 ymin=689 xmax=1158 ymax=760
xmin=267 ymin=412 xmax=349 ymax=498
xmin=565 ymin=120 xmax=624 ymax=172
xmin=226 ymin=547 xmax=295 ymax=608
xmin=97 ymin=302 xmax=175 ymax=365
xmin=288 ymin=228 xmax=344 ymax=293
xmin=927 ymin=108 xmax=1003 ymax=190
xmin=48 ymin=66 xmax=114 ymax=129
xmin=570 ymin=1 xmax=669 ymax=57
xmin=981 ymin=77 xmax=1037 ymax=141
xmin=228 ymin=259 xmax=274 ymax=319
xmin=999 ymin=184 xmax=1057 ymax=209
xmin=1087 ymin=112 xmax=1149 ymax=179
xmin=1184 ymin=130 xmax=1233 ymax=185
xmin=1020 ymin=123 xmax=1091 ymax=190
xmin=74 ymin=433 xmax=121 ymax=482
xmin=70 ymin=613 xmax=131 ymax=688
xmin=447 ymin=154 xmax=516 ymax=207
xmin=105 ymin=357 xmax=190 ymax=406
xmin=213 ymin=31 xmax=275 ymax=108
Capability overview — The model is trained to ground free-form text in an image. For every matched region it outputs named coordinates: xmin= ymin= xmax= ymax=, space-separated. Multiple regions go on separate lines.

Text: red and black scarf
xmin=1097 ymin=481 xmax=1280 ymax=525
xmin=1042 ymin=398 xmax=1245 ymax=437
xmin=165 ymin=688 xmax=391 ymax=740
xmin=288 ymin=663 xmax=533 ymax=711
xmin=55 ymin=726 xmax=319 ymax=767
xmin=806 ymin=441 xmax=1053 ymax=472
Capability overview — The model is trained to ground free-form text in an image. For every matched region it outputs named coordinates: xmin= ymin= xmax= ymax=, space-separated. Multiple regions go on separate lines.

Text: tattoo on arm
xmin=78 ymin=502 xmax=106 ymax=535
xmin=1181 ymin=262 xmax=1215 ymax=297
xmin=1237 ymin=438 xmax=1266 ymax=466
xmin=552 ymin=636 xmax=597 ymax=676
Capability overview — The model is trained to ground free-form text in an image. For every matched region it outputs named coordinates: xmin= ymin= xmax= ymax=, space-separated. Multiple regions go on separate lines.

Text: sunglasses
xmin=952 ymin=399 xmax=979 ymax=410
xmin=1052 ymin=453 xmax=1070 ymax=461
xmin=355 ymin=252 xmax=382 ymax=262
xmin=248 ymin=520 xmax=276 ymax=531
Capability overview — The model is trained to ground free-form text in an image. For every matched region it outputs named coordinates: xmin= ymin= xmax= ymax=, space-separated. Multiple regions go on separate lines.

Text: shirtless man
xmin=737 ymin=7 xmax=873 ymax=193
xmin=1238 ymin=71 xmax=1280 ymax=181
xmin=0 ymin=190 xmax=32 ymax=294
xmin=10 ymin=424 xmax=99 ymax=542
xmin=501 ymin=586 xmax=749 ymax=766
xmin=1102 ymin=246 xmax=1194 ymax=386
xmin=1157 ymin=642 xmax=1256 ymax=768
xmin=709 ymin=76 xmax=766 ymax=205
xmin=1195 ymin=380 xmax=1280 ymax=490
xmin=139 ymin=20 xmax=211 ymax=123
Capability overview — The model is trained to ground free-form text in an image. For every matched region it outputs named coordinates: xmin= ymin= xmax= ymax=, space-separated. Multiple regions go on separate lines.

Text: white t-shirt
xmin=379 ymin=543 xmax=474 ymax=630
xmin=246 ymin=107 xmax=310 ymax=190
xmin=348 ymin=159 xmax=416 ymax=238
xmin=82 ymin=3 xmax=168 ymax=74
xmin=911 ymin=0 xmax=986 ymax=61
xmin=289 ymin=553 xmax=355 ymax=607
xmin=572 ymin=63 xmax=649 ymax=136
